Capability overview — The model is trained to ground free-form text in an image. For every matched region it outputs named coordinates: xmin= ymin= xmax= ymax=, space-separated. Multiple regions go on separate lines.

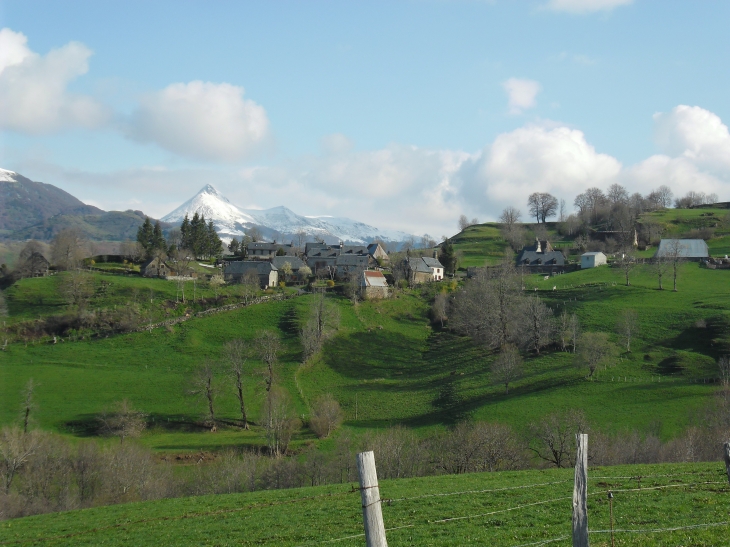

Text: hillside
xmin=1 ymin=462 xmax=726 ymax=546
xmin=0 ymin=169 xmax=101 ymax=235
xmin=1 ymin=261 xmax=727 ymax=451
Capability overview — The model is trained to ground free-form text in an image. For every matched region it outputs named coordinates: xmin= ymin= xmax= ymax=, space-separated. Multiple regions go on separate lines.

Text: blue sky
xmin=1 ymin=0 xmax=730 ymax=236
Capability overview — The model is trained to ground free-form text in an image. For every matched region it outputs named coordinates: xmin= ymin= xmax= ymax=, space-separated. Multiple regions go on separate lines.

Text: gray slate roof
xmin=224 ymin=261 xmax=277 ymax=275
xmin=655 ymin=239 xmax=709 ymax=258
xmin=422 ymin=257 xmax=444 ymax=269
xmin=516 ymin=250 xmax=565 ymax=266
xmin=408 ymin=257 xmax=432 ymax=273
xmin=271 ymin=256 xmax=305 ymax=270
xmin=336 ymin=255 xmax=369 ymax=267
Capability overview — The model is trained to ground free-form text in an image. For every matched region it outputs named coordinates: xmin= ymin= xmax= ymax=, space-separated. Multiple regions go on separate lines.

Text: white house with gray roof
xmin=581 ymin=252 xmax=607 ymax=269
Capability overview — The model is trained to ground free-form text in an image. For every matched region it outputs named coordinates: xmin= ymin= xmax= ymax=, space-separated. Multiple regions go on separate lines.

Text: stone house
xmin=223 ymin=261 xmax=279 ymax=288
xmin=360 ymin=270 xmax=389 ymax=299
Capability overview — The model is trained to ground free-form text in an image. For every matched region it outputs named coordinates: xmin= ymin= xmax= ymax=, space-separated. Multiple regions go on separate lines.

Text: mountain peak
xmin=0 ymin=168 xmax=19 ymax=182
xmin=198 ymin=184 xmax=225 ymax=199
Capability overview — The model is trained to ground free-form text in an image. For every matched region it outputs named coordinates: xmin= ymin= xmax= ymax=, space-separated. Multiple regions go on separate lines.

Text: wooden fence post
xmin=724 ymin=442 xmax=730 ymax=485
xmin=573 ymin=433 xmax=589 ymax=547
xmin=356 ymin=451 xmax=388 ymax=547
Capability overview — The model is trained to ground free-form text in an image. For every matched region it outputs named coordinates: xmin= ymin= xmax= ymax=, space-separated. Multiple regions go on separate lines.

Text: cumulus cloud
xmin=544 ymin=0 xmax=633 ymax=14
xmin=502 ymin=78 xmax=541 ymax=114
xmin=126 ymin=81 xmax=270 ymax=162
xmin=0 ymin=28 xmax=110 ymax=134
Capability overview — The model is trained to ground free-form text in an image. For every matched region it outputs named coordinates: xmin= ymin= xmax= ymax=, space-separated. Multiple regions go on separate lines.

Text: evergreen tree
xmin=207 ymin=220 xmax=222 ymax=258
xmin=189 ymin=213 xmax=203 ymax=258
xmin=228 ymin=237 xmax=240 ymax=255
xmin=439 ymin=238 xmax=456 ymax=276
xmin=136 ymin=217 xmax=154 ymax=256
xmin=152 ymin=221 xmax=167 ymax=252
xmin=181 ymin=214 xmax=191 ymax=249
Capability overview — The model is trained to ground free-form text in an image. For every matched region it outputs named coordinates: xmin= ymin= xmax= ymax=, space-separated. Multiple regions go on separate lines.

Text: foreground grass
xmin=1 ymin=462 xmax=727 ymax=546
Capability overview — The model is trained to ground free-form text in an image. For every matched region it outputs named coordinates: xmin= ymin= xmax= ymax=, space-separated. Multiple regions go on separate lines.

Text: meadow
xmin=1 ymin=258 xmax=726 ymax=453
xmin=1 ymin=461 xmax=727 ymax=546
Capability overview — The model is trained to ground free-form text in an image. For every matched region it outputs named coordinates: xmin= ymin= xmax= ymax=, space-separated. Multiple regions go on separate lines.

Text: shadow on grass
xmin=63 ymin=413 xmax=217 ymax=437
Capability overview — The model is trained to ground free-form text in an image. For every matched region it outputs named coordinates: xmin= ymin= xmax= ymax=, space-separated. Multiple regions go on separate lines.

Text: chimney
xmin=339 ymin=241 xmax=343 ymax=249
xmin=535 ymin=238 xmax=542 ymax=253
xmin=433 ymin=249 xmax=438 ymax=259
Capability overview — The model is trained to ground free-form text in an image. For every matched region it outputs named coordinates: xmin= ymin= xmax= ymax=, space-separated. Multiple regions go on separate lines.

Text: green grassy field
xmin=1 ymin=259 xmax=727 ymax=453
xmin=1 ymin=462 xmax=727 ymax=546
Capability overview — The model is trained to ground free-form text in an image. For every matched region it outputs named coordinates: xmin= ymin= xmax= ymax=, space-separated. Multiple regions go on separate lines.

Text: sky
xmin=1 ymin=0 xmax=730 ymax=238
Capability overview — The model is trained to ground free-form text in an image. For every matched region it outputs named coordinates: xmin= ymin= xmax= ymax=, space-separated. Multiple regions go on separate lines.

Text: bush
xmin=278 ymin=281 xmax=286 ymax=288
xmin=326 ymin=280 xmax=335 ymax=288
xmin=309 ymin=394 xmax=343 ymax=438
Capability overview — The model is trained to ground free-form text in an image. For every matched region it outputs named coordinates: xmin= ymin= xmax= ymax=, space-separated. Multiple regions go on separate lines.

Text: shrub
xmin=309 ymin=394 xmax=343 ymax=438
xmin=326 ymin=280 xmax=335 ymax=288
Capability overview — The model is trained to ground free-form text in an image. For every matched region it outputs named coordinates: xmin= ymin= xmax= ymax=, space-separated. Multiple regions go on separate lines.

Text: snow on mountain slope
xmin=161 ymin=184 xmax=257 ymax=237
xmin=162 ymin=185 xmax=414 ymax=244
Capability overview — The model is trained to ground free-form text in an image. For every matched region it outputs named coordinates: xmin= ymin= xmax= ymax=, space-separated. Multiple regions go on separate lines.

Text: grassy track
xmin=1 ymin=462 xmax=727 ymax=546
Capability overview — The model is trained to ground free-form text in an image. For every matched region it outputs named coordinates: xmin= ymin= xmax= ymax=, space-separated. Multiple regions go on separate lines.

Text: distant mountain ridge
xmin=0 ymin=168 xmax=102 ymax=234
xmin=162 ymin=184 xmax=414 ymax=245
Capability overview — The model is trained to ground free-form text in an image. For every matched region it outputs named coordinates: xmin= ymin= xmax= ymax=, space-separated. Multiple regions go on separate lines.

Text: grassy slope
xmin=1 ymin=261 xmax=725 ymax=452
xmin=1 ymin=462 xmax=726 ymax=546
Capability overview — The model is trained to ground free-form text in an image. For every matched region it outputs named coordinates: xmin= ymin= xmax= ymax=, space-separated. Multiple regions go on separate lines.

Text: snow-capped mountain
xmin=162 ymin=185 xmax=414 ymax=245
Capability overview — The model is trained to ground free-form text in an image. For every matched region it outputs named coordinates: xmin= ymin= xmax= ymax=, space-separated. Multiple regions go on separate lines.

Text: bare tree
xmin=225 ymin=339 xmax=250 ymax=429
xmin=239 ymin=270 xmax=260 ymax=304
xmin=559 ymin=199 xmax=567 ymax=222
xmin=21 ymin=379 xmax=36 ymax=434
xmin=458 ymin=215 xmax=470 ymax=231
xmin=59 ymin=270 xmax=94 ymax=309
xmin=499 ymin=207 xmax=526 ymax=250
xmin=295 ymin=228 xmax=307 ymax=255
xmin=431 ymin=292 xmax=448 ymax=327
xmin=170 ymin=248 xmax=193 ymax=303
xmin=51 ymin=228 xmax=87 ymax=270
xmin=616 ymin=309 xmax=639 ymax=353
xmin=521 ymin=294 xmax=554 ymax=354
xmin=300 ymin=294 xmax=340 ymax=358
xmin=263 ymin=387 xmax=298 ymax=457
xmin=718 ymin=356 xmax=730 ymax=387
xmin=607 ymin=183 xmax=629 ymax=205
xmin=655 ymin=185 xmax=674 ymax=208
xmin=451 ymin=261 xmax=522 ymax=350
xmin=254 ymin=330 xmax=281 ymax=392
xmin=616 ymin=250 xmax=636 ymax=286
xmin=491 ymin=345 xmax=523 ymax=394
xmin=665 ymin=239 xmax=684 ymax=291
xmin=528 ymin=193 xmax=558 ymax=223
xmin=248 ymin=226 xmax=262 ymax=242
xmin=97 ymin=399 xmax=147 ymax=443
xmin=0 ymin=426 xmax=41 ymax=493
xmin=433 ymin=421 xmax=524 ymax=474
xmin=528 ymin=410 xmax=589 ymax=468
xmin=189 ymin=362 xmax=219 ymax=428
xmin=309 ymin=394 xmax=343 ymax=438
xmin=575 ymin=332 xmax=617 ymax=378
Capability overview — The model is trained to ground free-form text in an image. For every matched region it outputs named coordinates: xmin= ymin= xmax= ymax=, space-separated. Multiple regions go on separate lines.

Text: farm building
xmin=223 ymin=261 xmax=278 ymax=288
xmin=360 ymin=270 xmax=389 ymax=299
xmin=246 ymin=242 xmax=296 ymax=259
xmin=141 ymin=257 xmax=174 ymax=278
xmin=422 ymin=256 xmax=445 ymax=281
xmin=406 ymin=257 xmax=435 ymax=284
xmin=367 ymin=242 xmax=389 ymax=262
xmin=655 ymin=239 xmax=709 ymax=260
xmin=516 ymin=240 xmax=565 ymax=269
xmin=581 ymin=252 xmax=607 ymax=269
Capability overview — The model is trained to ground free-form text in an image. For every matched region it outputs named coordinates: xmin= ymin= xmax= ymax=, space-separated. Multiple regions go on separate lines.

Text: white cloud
xmin=502 ymin=78 xmax=541 ymax=115
xmin=0 ymin=28 xmax=110 ymax=134
xmin=544 ymin=0 xmax=633 ymax=14
xmin=126 ymin=81 xmax=270 ymax=162
xmin=13 ymin=105 xmax=730 ymax=238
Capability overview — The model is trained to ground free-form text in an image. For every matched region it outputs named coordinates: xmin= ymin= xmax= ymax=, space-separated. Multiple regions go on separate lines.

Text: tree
xmin=491 ymin=345 xmax=523 ymax=394
xmin=51 ymin=228 xmax=87 ymax=270
xmin=238 ymin=270 xmax=260 ymax=304
xmin=616 ymin=309 xmax=639 ymax=353
xmin=151 ymin=221 xmax=167 ymax=253
xmin=207 ymin=220 xmax=222 ymax=258
xmin=528 ymin=192 xmax=558 ymax=223
xmin=279 ymin=260 xmax=293 ymax=282
xmin=170 ymin=248 xmax=193 ymax=302
xmin=438 ymin=238 xmax=456 ymax=276
xmin=228 ymin=237 xmax=241 ymax=256
xmin=21 ymin=379 xmax=36 ymax=434
xmin=655 ymin=185 xmax=674 ymax=208
xmin=617 ymin=250 xmax=636 ymax=286
xmin=136 ymin=217 xmax=155 ymax=257
xmin=458 ymin=215 xmax=470 ymax=231
xmin=254 ymin=330 xmax=281 ymax=392
xmin=450 ymin=261 xmax=522 ymax=350
xmin=0 ymin=426 xmax=41 ymax=493
xmin=607 ymin=183 xmax=629 ymax=205
xmin=558 ymin=310 xmax=580 ymax=353
xmin=528 ymin=410 xmax=589 ymax=468
xmin=574 ymin=188 xmax=606 ymax=224
xmin=499 ymin=207 xmax=526 ymax=251
xmin=263 ymin=387 xmax=298 ymax=457
xmin=521 ymin=294 xmax=554 ymax=354
xmin=225 ymin=339 xmax=250 ymax=429
xmin=574 ymin=332 xmax=617 ymax=378
xmin=309 ymin=394 xmax=343 ymax=438
xmin=189 ymin=362 xmax=219 ymax=428
xmin=665 ymin=239 xmax=684 ymax=291
xmin=652 ymin=255 xmax=669 ymax=290
xmin=499 ymin=207 xmax=521 ymax=228
xmin=97 ymin=399 xmax=147 ymax=443
xmin=300 ymin=294 xmax=340 ymax=358
xmin=60 ymin=270 xmax=94 ymax=309
xmin=432 ymin=292 xmax=448 ymax=327
xmin=248 ymin=226 xmax=262 ymax=243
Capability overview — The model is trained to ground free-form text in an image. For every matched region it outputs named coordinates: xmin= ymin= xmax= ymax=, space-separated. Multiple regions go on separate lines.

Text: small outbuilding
xmin=360 ymin=270 xmax=389 ymax=299
xmin=581 ymin=252 xmax=607 ymax=269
